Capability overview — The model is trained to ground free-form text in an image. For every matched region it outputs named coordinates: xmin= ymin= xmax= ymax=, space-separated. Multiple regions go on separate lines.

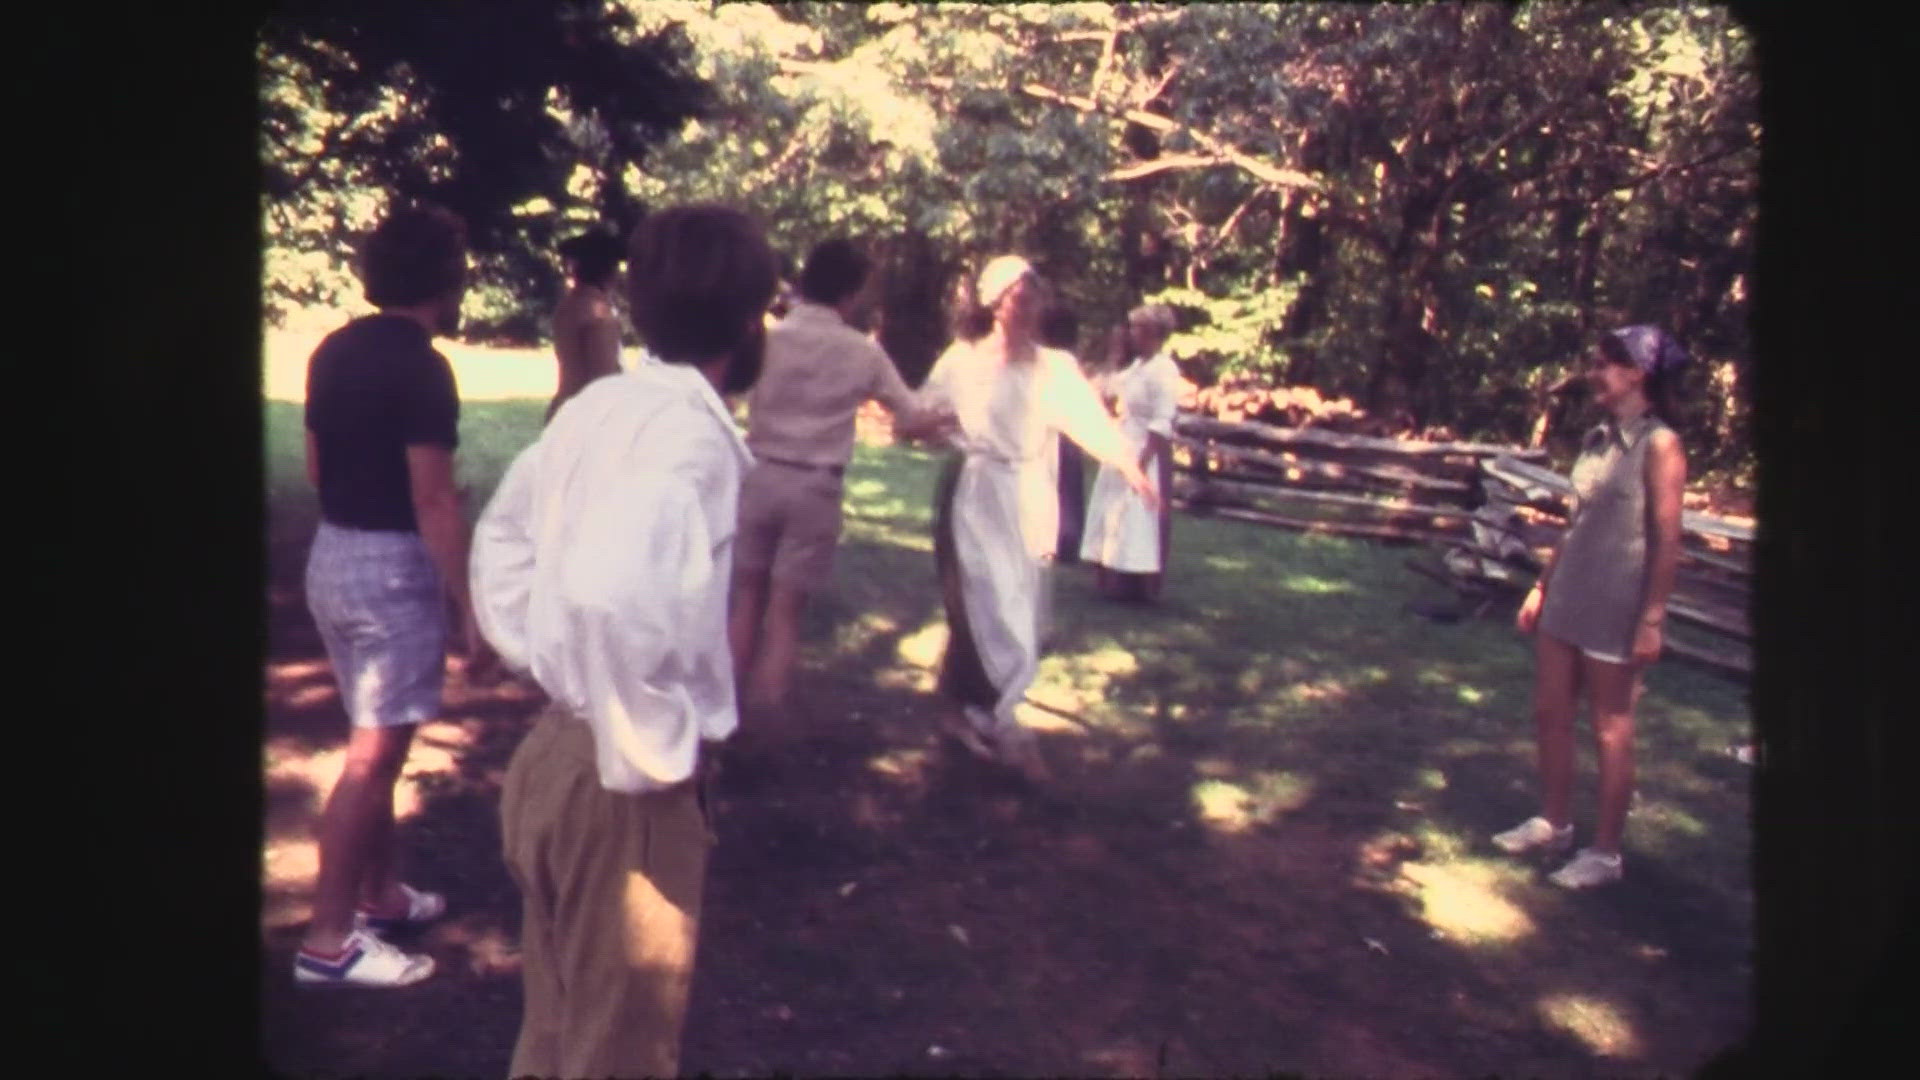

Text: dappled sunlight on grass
xmin=1201 ymin=552 xmax=1253 ymax=573
xmin=893 ymin=618 xmax=948 ymax=678
xmin=1278 ymin=572 xmax=1355 ymax=595
xmin=829 ymin=610 xmax=901 ymax=655
xmin=840 ymin=518 xmax=935 ymax=553
xmin=1405 ymin=821 xmax=1477 ymax=862
xmin=258 ymin=428 xmax=1755 ymax=1075
xmin=428 ymin=921 xmax=524 ymax=977
xmin=1191 ymin=770 xmax=1314 ymax=834
xmin=1012 ymin=702 xmax=1090 ymax=735
xmin=1537 ymin=991 xmax=1645 ymax=1058
xmin=262 ymin=837 xmax=319 ymax=930
xmin=266 ymin=743 xmax=343 ymax=800
xmin=865 ymin=747 xmax=934 ymax=785
xmin=1390 ymin=859 xmax=1538 ymax=945
xmin=1630 ymin=797 xmax=1709 ymax=839
xmin=842 ymin=477 xmax=889 ymax=503
xmin=1281 ymin=675 xmax=1351 ymax=706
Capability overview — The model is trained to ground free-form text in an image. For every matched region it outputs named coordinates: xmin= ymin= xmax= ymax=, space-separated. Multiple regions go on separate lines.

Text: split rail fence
xmin=1168 ymin=413 xmax=1753 ymax=680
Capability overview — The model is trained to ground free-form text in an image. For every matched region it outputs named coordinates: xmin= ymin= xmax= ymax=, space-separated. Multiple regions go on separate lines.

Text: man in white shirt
xmin=729 ymin=238 xmax=951 ymax=719
xmin=471 ymin=205 xmax=778 ymax=1079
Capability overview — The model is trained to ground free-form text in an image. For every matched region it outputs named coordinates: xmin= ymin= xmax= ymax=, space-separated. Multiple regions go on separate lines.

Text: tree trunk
xmin=875 ymin=230 xmax=948 ymax=386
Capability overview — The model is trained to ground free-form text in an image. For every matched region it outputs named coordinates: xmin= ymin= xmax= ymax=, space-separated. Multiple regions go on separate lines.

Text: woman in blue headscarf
xmin=1492 ymin=325 xmax=1691 ymax=889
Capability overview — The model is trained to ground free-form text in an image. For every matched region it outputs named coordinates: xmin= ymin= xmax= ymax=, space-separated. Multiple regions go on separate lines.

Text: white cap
xmin=976 ymin=254 xmax=1035 ymax=309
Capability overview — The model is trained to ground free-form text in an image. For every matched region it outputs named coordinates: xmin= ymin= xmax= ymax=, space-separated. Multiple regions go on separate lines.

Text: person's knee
xmin=1594 ymin=712 xmax=1636 ymax=749
xmin=341 ymin=725 xmax=416 ymax=779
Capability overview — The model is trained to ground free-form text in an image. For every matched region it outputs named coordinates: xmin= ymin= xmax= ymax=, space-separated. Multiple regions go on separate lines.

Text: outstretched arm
xmin=872 ymin=344 xmax=956 ymax=441
xmin=1049 ymin=355 xmax=1158 ymax=510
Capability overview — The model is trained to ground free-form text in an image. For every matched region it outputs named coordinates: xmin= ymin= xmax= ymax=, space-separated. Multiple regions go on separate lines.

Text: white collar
xmin=629 ymin=360 xmax=754 ymax=467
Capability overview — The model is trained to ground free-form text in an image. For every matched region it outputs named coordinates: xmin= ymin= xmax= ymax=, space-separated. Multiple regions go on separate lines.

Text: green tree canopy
xmin=262 ymin=2 xmax=1757 ymax=478
xmin=261 ymin=0 xmax=708 ymax=338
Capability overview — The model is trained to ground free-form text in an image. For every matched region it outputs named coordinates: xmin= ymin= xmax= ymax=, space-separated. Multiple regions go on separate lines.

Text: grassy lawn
xmin=264 ymin=396 xmax=1754 ymax=1074
xmin=266 ymin=394 xmax=1752 ymax=913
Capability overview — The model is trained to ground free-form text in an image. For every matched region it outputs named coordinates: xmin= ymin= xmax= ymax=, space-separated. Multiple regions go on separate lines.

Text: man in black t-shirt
xmin=293 ymin=204 xmax=494 ymax=989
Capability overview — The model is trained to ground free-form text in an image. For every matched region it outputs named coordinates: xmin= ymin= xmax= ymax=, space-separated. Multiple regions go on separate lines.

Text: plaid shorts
xmin=305 ymin=521 xmax=448 ymax=729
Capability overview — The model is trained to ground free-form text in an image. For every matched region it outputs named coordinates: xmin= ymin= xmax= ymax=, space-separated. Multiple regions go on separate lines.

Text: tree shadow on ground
xmin=260 ymin=474 xmax=1749 ymax=1078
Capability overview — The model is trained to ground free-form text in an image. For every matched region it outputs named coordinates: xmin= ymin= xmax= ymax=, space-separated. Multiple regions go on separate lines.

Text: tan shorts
xmin=734 ymin=458 xmax=846 ymax=585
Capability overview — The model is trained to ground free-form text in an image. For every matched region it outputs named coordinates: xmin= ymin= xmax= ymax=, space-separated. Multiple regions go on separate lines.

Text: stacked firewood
xmin=1181 ymin=376 xmax=1367 ymax=429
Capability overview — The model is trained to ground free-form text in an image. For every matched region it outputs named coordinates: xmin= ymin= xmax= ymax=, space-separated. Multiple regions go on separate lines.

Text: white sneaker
xmin=1549 ymin=848 xmax=1624 ymax=889
xmin=1492 ymin=815 xmax=1575 ymax=854
xmin=294 ymin=927 xmax=435 ymax=988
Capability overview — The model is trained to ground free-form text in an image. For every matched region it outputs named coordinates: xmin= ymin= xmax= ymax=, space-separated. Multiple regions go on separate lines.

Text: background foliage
xmin=261 ymin=2 xmax=1757 ymax=478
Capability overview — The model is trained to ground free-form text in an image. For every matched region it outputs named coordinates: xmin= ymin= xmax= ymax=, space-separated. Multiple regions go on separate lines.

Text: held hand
xmin=1126 ymin=466 xmax=1161 ymax=513
xmin=1516 ymin=585 xmax=1544 ymax=634
xmin=1631 ymin=620 xmax=1664 ymax=666
xmin=459 ymin=618 xmax=504 ymax=684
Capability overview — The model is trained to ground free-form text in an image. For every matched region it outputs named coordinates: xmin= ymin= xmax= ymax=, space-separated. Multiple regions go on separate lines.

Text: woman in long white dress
xmin=920 ymin=256 xmax=1157 ymax=781
xmin=1080 ymin=304 xmax=1182 ymax=601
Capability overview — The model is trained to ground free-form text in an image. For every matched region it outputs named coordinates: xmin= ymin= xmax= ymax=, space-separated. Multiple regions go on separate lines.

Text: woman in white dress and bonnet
xmin=920 ymin=256 xmax=1156 ymax=781
xmin=1080 ymin=303 xmax=1181 ymax=601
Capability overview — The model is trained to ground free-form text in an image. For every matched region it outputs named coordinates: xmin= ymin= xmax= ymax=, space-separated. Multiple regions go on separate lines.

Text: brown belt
xmin=759 ymin=455 xmax=845 ymax=477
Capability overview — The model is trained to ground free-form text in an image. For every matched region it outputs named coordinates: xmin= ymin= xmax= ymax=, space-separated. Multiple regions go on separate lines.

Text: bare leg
xmin=746 ymin=578 xmax=808 ymax=709
xmin=1532 ymin=633 xmax=1582 ymax=828
xmin=728 ymin=568 xmax=769 ymax=699
xmin=303 ymin=724 xmax=417 ymax=950
xmin=357 ymin=781 xmax=402 ymax=912
xmin=1584 ymin=654 xmax=1641 ymax=854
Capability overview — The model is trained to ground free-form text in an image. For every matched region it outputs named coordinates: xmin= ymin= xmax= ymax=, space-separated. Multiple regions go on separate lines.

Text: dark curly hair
xmin=358 ymin=202 xmax=468 ymax=309
xmin=797 ymin=238 xmax=870 ymax=307
xmin=625 ymin=205 xmax=779 ymax=363
xmin=558 ymin=230 xmax=625 ymax=287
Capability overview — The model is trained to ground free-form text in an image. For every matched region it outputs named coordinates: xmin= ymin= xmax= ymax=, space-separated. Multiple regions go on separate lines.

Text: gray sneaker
xmin=1549 ymin=848 xmax=1624 ymax=889
xmin=1493 ymin=815 xmax=1575 ymax=855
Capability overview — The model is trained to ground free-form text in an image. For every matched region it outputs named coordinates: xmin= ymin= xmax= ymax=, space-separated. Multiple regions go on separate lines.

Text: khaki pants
xmin=500 ymin=703 xmax=714 ymax=1078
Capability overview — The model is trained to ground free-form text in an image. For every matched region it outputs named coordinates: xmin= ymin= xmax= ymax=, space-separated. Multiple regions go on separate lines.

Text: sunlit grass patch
xmin=892 ymin=619 xmax=948 ymax=681
xmin=1190 ymin=770 xmax=1314 ymax=833
xmin=1537 ymin=991 xmax=1645 ymax=1058
xmin=866 ymin=747 xmax=934 ymax=784
xmin=840 ymin=518 xmax=935 ymax=553
xmin=1278 ymin=572 xmax=1355 ymax=594
xmin=829 ymin=609 xmax=902 ymax=654
xmin=1392 ymin=858 xmax=1538 ymax=945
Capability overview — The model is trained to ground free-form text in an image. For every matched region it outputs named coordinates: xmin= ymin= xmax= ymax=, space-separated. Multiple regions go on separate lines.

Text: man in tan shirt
xmin=729 ymin=239 xmax=951 ymax=717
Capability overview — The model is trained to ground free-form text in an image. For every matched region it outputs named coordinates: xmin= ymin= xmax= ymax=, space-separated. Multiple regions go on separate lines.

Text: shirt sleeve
xmin=868 ymin=341 xmax=920 ymax=417
xmin=915 ymin=343 xmax=969 ymax=450
xmin=917 ymin=343 xmax=958 ymax=412
xmin=1044 ymin=350 xmax=1133 ymax=468
xmin=558 ymin=476 xmax=721 ymax=792
xmin=470 ymin=441 xmax=542 ymax=676
xmin=400 ymin=347 xmax=460 ymax=449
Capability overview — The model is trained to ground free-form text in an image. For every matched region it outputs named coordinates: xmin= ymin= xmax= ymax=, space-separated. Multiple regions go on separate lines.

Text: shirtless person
xmin=547 ymin=229 xmax=625 ymax=423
